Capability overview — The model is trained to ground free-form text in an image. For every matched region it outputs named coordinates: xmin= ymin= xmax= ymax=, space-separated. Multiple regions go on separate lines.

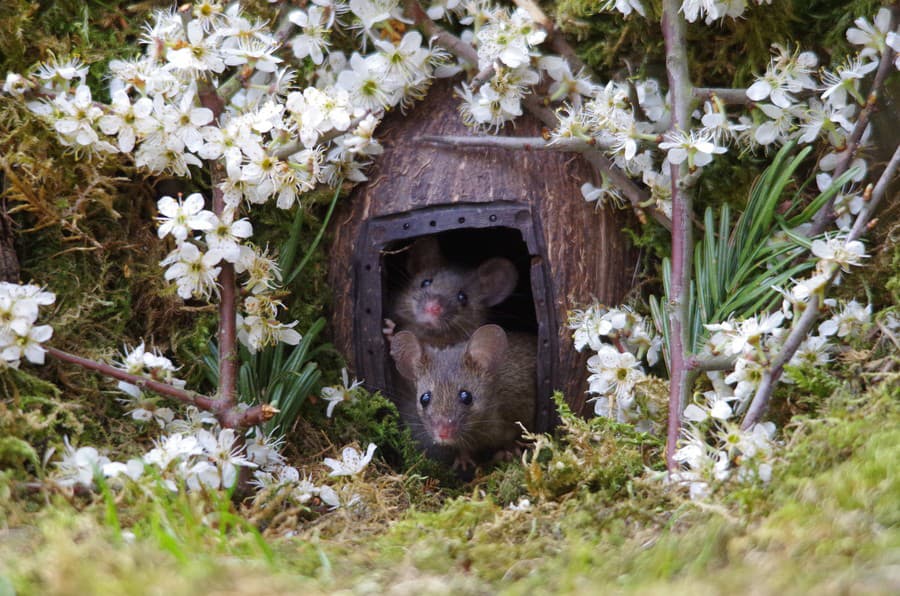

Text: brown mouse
xmin=390 ymin=324 xmax=536 ymax=470
xmin=385 ymin=237 xmax=518 ymax=347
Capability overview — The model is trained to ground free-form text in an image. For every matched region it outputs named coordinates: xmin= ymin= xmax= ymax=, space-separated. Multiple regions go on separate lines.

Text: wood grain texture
xmin=327 ymin=78 xmax=637 ymax=417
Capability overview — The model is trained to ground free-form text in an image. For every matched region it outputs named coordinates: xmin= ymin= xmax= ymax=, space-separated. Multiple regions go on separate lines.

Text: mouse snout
xmin=424 ymin=298 xmax=443 ymax=316
xmin=432 ymin=419 xmax=458 ymax=444
xmin=417 ymin=297 xmax=444 ymax=324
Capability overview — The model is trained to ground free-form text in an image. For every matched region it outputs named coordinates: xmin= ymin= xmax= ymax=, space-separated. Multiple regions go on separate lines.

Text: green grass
xmin=1 ymin=380 xmax=896 ymax=595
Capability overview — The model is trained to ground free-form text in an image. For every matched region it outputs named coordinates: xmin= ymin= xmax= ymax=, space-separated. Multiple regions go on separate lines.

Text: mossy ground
xmin=1 ymin=1 xmax=898 ymax=594
xmin=1 ymin=380 xmax=897 ymax=594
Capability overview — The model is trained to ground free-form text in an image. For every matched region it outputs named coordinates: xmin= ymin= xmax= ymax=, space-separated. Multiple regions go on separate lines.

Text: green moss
xmin=523 ymin=394 xmax=664 ymax=501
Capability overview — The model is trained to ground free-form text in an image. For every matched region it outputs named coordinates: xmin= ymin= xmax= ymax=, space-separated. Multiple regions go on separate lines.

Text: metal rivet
xmin=458 ymin=217 xmax=466 ymax=224
xmin=402 ymin=223 xmax=410 ymax=230
xmin=429 ymin=220 xmax=437 ymax=227
xmin=489 ymin=214 xmax=497 ymax=222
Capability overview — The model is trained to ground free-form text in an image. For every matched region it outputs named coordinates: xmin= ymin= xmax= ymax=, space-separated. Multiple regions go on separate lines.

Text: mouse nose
xmin=423 ymin=299 xmax=443 ymax=317
xmin=435 ymin=421 xmax=456 ymax=442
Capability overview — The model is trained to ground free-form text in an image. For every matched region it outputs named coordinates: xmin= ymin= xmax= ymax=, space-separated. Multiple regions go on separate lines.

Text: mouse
xmin=384 ymin=236 xmax=518 ymax=348
xmin=389 ymin=324 xmax=536 ymax=470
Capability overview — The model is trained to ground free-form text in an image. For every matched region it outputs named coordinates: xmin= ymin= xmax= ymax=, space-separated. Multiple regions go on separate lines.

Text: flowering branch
xmin=45 ymin=346 xmax=211 ymax=406
xmin=850 ymin=142 xmax=900 ymax=239
xmin=401 ymin=0 xmax=479 ymax=66
xmin=661 ymin=0 xmax=695 ymax=473
xmin=45 ymin=346 xmax=277 ymax=427
xmin=741 ymin=141 xmax=899 ymax=429
xmin=511 ymin=0 xmax=589 ymax=75
xmin=809 ymin=26 xmax=896 ymax=235
xmin=401 ymin=0 xmax=669 ymax=229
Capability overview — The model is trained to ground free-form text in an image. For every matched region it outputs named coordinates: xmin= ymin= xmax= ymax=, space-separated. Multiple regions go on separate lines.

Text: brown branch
xmin=197 ymin=85 xmax=239 ymax=407
xmin=272 ymin=112 xmax=372 ymax=160
xmin=417 ymin=134 xmax=606 ymax=152
xmin=210 ymin=161 xmax=239 ymax=406
xmin=692 ymin=87 xmax=752 ymax=106
xmin=849 ymin=143 xmax=900 ymax=240
xmin=662 ymin=0 xmax=694 ymax=474
xmin=45 ymin=347 xmax=278 ymax=428
xmin=741 ymin=140 xmax=900 ymax=429
xmin=809 ymin=24 xmax=896 ymax=235
xmin=686 ymin=354 xmax=737 ymax=372
xmin=46 ymin=346 xmax=216 ymax=408
xmin=739 ymin=294 xmax=822 ymax=426
xmin=469 ymin=64 xmax=496 ymax=93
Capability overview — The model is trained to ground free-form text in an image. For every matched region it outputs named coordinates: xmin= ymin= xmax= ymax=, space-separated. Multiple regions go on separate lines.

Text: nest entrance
xmin=354 ymin=202 xmax=557 ymax=432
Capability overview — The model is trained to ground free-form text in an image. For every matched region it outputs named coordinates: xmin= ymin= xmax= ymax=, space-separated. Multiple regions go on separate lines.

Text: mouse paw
xmin=491 ymin=446 xmax=523 ymax=464
xmin=382 ymin=318 xmax=397 ymax=338
xmin=451 ymin=451 xmax=476 ymax=472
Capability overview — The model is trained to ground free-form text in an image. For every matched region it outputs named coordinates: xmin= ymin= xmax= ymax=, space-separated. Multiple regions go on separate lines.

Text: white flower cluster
xmin=115 ymin=342 xmax=188 ymax=427
xmin=2 ymin=2 xmax=453 ymax=353
xmin=456 ymin=6 xmax=547 ymax=131
xmin=540 ymin=8 xmax=896 ymax=228
xmin=679 ymin=0 xmax=773 ymax=25
xmin=0 ymin=282 xmax=55 ymax=368
xmin=672 ymin=300 xmax=869 ymax=501
xmin=55 ymin=424 xmax=260 ymax=492
xmin=672 ymin=417 xmax=777 ymax=500
xmin=568 ymin=304 xmax=662 ymax=430
xmin=53 ymin=402 xmax=377 ymax=510
xmin=670 ymin=293 xmax=871 ymax=501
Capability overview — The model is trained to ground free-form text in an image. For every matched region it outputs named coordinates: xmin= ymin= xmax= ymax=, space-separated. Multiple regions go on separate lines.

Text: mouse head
xmin=390 ymin=325 xmax=509 ymax=446
xmin=399 ymin=237 xmax=518 ymax=338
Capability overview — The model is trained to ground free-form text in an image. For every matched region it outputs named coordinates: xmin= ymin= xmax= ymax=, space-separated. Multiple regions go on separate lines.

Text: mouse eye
xmin=419 ymin=392 xmax=432 ymax=407
xmin=456 ymin=290 xmax=468 ymax=306
xmin=420 ymin=278 xmax=433 ymax=288
xmin=458 ymin=390 xmax=473 ymax=405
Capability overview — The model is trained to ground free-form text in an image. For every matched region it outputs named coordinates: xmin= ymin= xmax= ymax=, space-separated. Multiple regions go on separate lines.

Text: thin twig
xmin=740 ymin=294 xmax=822 ymax=427
xmin=849 ymin=143 xmax=900 ymax=241
xmin=272 ymin=112 xmax=373 ymax=160
xmin=46 ymin=346 xmax=214 ymax=407
xmin=692 ymin=87 xmax=752 ymax=106
xmin=686 ymin=354 xmax=737 ymax=372
xmin=661 ymin=0 xmax=694 ymax=473
xmin=809 ymin=21 xmax=896 ymax=235
xmin=47 ymin=346 xmax=277 ymax=428
xmin=469 ymin=64 xmax=496 ymax=93
xmin=417 ymin=134 xmax=605 ymax=152
xmin=741 ymin=140 xmax=900 ymax=429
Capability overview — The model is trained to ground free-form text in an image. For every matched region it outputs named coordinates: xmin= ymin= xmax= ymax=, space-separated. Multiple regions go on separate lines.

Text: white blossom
xmin=321 ymin=367 xmax=364 ymax=417
xmin=323 ymin=443 xmax=377 ymax=476
xmin=659 ymin=129 xmax=727 ymax=168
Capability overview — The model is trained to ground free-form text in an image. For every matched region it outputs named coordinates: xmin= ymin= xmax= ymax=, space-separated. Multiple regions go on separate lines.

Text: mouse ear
xmin=406 ymin=237 xmax=445 ymax=275
xmin=477 ymin=258 xmax=518 ymax=307
xmin=390 ymin=331 xmax=423 ymax=380
xmin=465 ymin=325 xmax=508 ymax=372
